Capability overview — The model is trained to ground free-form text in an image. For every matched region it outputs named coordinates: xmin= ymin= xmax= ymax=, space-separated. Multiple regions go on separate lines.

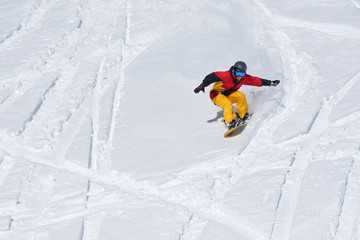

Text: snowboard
xmin=223 ymin=113 xmax=252 ymax=138
xmin=224 ymin=121 xmax=247 ymax=138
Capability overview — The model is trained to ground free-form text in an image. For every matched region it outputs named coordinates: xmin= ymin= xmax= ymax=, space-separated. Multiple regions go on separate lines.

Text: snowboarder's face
xmin=233 ymin=69 xmax=245 ymax=81
xmin=234 ymin=75 xmax=243 ymax=81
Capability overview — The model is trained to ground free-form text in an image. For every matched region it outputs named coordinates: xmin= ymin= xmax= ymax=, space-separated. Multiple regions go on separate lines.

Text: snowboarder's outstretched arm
xmin=194 ymin=73 xmax=221 ymax=93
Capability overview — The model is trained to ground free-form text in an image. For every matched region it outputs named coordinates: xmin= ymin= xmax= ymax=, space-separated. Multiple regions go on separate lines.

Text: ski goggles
xmin=233 ymin=70 xmax=245 ymax=77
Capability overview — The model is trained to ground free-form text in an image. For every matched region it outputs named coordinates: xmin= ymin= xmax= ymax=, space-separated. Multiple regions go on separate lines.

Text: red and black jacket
xmin=202 ymin=66 xmax=272 ymax=100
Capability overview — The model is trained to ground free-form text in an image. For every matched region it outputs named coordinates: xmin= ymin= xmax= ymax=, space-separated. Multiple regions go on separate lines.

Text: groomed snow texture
xmin=1 ymin=0 xmax=360 ymax=239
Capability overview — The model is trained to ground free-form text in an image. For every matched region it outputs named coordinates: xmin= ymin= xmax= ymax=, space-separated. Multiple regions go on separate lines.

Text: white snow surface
xmin=0 ymin=0 xmax=360 ymax=239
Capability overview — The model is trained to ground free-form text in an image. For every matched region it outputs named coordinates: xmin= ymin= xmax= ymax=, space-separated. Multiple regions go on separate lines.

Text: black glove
xmin=271 ymin=80 xmax=280 ymax=86
xmin=194 ymin=83 xmax=205 ymax=93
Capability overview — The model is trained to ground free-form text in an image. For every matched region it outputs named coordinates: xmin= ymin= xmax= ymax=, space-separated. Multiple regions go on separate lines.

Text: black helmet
xmin=233 ymin=61 xmax=247 ymax=73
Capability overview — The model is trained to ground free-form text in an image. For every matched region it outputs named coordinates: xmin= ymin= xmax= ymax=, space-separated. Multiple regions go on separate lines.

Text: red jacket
xmin=202 ymin=67 xmax=270 ymax=100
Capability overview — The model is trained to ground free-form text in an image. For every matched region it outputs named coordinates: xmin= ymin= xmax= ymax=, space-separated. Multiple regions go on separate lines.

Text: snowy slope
xmin=0 ymin=0 xmax=360 ymax=239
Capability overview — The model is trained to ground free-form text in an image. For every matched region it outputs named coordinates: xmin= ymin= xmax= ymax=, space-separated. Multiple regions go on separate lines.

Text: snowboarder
xmin=194 ymin=61 xmax=280 ymax=129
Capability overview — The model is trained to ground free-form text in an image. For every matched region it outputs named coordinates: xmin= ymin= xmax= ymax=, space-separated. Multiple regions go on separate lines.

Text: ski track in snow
xmin=84 ymin=0 xmax=129 ymax=238
xmin=1 ymin=0 xmax=360 ymax=239
xmin=350 ymin=0 xmax=360 ymax=9
xmin=0 ymin=0 xmax=89 ymax=138
xmin=1 ymin=0 xmax=201 ymax=239
xmin=0 ymin=140 xmax=264 ymax=239
xmin=17 ymin=0 xmax=114 ymax=147
xmin=334 ymin=146 xmax=360 ymax=239
xmin=0 ymin=0 xmax=128 ymax=238
xmin=0 ymin=0 xmax=53 ymax=48
xmin=249 ymin=1 xmax=360 ymax=240
xmin=0 ymin=0 xmax=60 ymax=120
xmin=276 ymin=15 xmax=360 ymax=41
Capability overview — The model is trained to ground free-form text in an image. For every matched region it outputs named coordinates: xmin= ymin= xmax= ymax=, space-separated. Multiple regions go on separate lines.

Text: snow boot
xmin=242 ymin=112 xmax=250 ymax=121
xmin=228 ymin=119 xmax=242 ymax=130
xmin=235 ymin=112 xmax=249 ymax=122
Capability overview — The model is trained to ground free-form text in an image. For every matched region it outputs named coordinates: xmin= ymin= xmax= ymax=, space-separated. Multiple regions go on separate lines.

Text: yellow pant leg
xmin=228 ymin=91 xmax=248 ymax=118
xmin=212 ymin=94 xmax=236 ymax=124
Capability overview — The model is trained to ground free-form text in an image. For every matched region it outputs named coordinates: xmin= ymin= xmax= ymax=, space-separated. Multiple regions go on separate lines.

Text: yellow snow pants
xmin=212 ymin=91 xmax=247 ymax=124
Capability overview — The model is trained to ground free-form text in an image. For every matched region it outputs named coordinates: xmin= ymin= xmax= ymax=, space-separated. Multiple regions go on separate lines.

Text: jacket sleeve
xmin=202 ymin=72 xmax=222 ymax=87
xmin=242 ymin=75 xmax=272 ymax=86
xmin=242 ymin=75 xmax=263 ymax=86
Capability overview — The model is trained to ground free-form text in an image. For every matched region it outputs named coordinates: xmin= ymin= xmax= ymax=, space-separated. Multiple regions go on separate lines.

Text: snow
xmin=0 ymin=0 xmax=360 ymax=239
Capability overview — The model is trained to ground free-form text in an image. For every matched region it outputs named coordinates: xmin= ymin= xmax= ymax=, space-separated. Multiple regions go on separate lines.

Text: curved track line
xmin=82 ymin=1 xmax=126 ymax=239
xmin=333 ymin=155 xmax=359 ymax=239
xmin=276 ymin=15 xmax=360 ymax=41
xmin=270 ymin=51 xmax=360 ymax=240
xmin=0 ymin=0 xmax=54 ymax=49
xmin=350 ymin=0 xmax=360 ymax=9
xmin=247 ymin=0 xmax=356 ymax=239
